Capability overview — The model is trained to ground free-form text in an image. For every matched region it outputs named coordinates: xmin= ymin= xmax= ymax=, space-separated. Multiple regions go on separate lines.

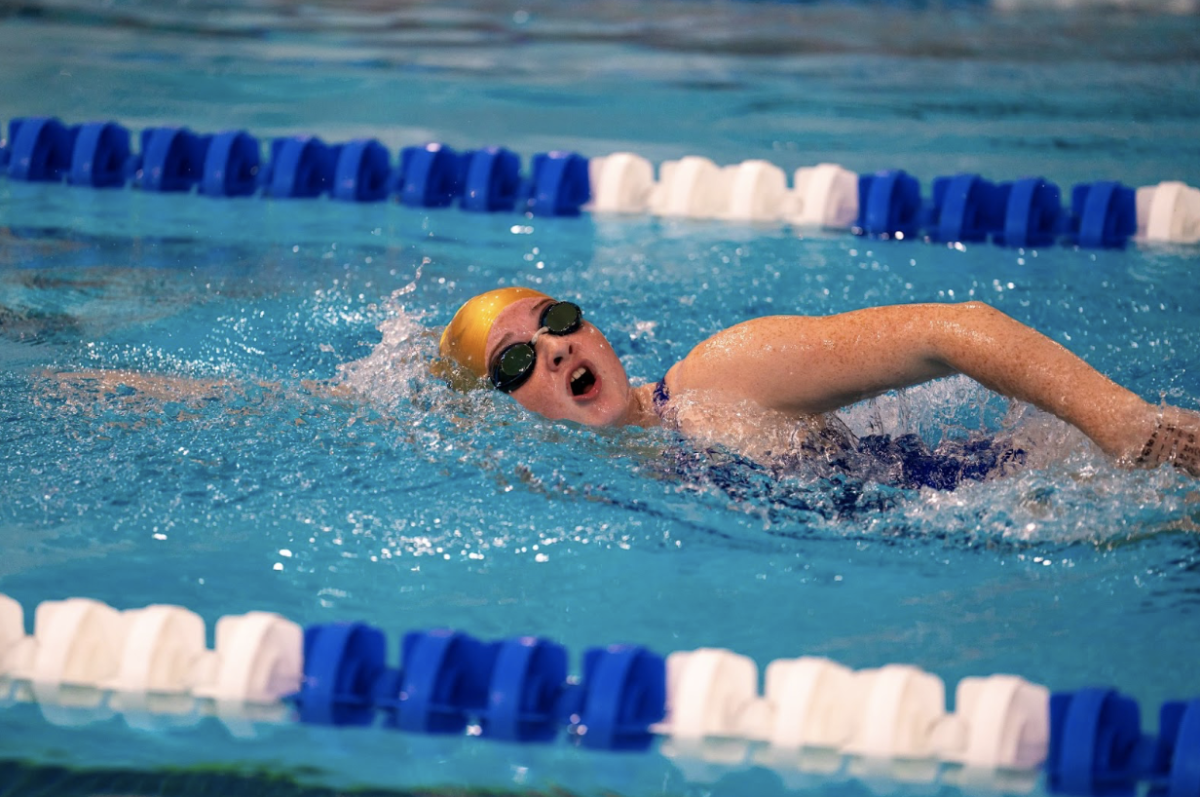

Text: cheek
xmin=581 ymin=331 xmax=619 ymax=371
xmin=512 ymin=381 xmax=566 ymax=419
xmin=591 ymin=335 xmax=626 ymax=380
xmin=592 ymin=330 xmax=615 ymax=354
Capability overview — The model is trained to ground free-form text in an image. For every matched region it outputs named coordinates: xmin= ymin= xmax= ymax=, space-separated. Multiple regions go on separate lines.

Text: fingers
xmin=1135 ymin=407 xmax=1200 ymax=477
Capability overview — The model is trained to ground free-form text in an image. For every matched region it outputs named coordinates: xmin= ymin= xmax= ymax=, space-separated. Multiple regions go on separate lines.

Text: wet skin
xmin=486 ymin=297 xmax=1200 ymax=477
xmin=484 ymin=297 xmax=659 ymax=428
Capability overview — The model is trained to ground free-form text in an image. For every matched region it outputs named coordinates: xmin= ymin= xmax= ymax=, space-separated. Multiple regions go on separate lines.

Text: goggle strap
xmin=526 ymin=325 xmax=551 ymax=348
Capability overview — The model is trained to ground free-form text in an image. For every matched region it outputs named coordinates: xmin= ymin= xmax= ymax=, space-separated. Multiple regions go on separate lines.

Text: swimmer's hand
xmin=1132 ymin=406 xmax=1200 ymax=478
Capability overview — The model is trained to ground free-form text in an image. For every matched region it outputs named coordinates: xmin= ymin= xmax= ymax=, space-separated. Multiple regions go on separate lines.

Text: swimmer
xmin=439 ymin=287 xmax=1200 ymax=479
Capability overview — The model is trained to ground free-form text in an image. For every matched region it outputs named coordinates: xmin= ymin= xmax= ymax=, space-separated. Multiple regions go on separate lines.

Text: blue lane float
xmin=69 ymin=121 xmax=131 ymax=188
xmin=262 ymin=136 xmax=336 ymax=199
xmin=1149 ymin=699 xmax=1200 ymax=797
xmin=1047 ymin=688 xmax=1148 ymax=796
xmin=1068 ymin=181 xmax=1137 ymax=249
xmin=129 ymin=127 xmax=209 ymax=192
xmin=996 ymin=176 xmax=1064 ymax=248
xmin=926 ymin=173 xmax=1005 ymax=244
xmin=200 ymin=130 xmax=262 ymax=197
xmin=1045 ymin=690 xmax=1200 ymax=797
xmin=562 ymin=644 xmax=666 ymax=751
xmin=0 ymin=114 xmax=1195 ymax=245
xmin=4 ymin=116 xmax=76 ymax=182
xmin=332 ymin=138 xmax=392 ymax=203
xmin=391 ymin=628 xmax=491 ymax=735
xmin=857 ymin=169 xmax=922 ymax=239
xmin=480 ymin=636 xmax=568 ymax=743
xmin=396 ymin=143 xmax=464 ymax=208
xmin=296 ymin=621 xmax=387 ymax=727
xmin=292 ymin=622 xmax=664 ymax=749
xmin=526 ymin=150 xmax=591 ymax=217
xmin=461 ymin=146 xmax=522 ymax=212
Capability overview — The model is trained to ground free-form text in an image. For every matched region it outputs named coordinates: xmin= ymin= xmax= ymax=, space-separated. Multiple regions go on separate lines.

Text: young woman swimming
xmin=439 ymin=286 xmax=1200 ymax=481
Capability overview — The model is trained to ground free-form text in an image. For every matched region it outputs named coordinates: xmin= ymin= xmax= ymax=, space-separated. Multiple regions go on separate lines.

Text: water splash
xmin=332 ymin=289 xmax=440 ymax=411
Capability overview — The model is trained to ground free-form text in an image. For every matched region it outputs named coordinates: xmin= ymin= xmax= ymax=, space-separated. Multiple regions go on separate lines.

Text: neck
xmin=621 ymin=383 xmax=662 ymax=428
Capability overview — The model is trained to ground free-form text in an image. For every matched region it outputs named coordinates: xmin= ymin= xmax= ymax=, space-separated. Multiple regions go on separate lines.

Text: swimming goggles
xmin=490 ymin=301 xmax=584 ymax=392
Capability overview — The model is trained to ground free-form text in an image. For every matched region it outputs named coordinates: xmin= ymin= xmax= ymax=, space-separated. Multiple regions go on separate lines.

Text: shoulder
xmin=672 ymin=315 xmax=814 ymax=385
xmin=690 ymin=315 xmax=814 ymax=355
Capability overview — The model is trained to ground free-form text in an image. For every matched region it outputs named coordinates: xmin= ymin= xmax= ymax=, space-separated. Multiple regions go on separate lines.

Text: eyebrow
xmin=489 ymin=298 xmax=554 ymax=363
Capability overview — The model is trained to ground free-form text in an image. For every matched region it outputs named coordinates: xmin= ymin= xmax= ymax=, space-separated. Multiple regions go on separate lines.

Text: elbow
xmin=925 ymin=301 xmax=1007 ymax=372
xmin=950 ymin=300 xmax=1009 ymax=327
xmin=922 ymin=301 xmax=1002 ymax=340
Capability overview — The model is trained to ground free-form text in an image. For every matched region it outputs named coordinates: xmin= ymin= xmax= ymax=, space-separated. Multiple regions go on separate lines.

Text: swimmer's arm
xmin=38 ymin=368 xmax=240 ymax=402
xmin=674 ymin=301 xmax=1162 ymax=460
xmin=37 ymin=369 xmax=349 ymax=405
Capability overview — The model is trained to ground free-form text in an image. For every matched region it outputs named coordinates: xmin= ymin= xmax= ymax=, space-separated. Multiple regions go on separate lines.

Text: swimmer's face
xmin=485 ymin=297 xmax=632 ymax=426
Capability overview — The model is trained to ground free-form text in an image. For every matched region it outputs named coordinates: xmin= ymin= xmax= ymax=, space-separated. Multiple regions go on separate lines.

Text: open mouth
xmin=570 ymin=366 xmax=597 ymax=397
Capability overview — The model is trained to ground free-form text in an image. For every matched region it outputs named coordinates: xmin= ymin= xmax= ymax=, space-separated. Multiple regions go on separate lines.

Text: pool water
xmin=1 ymin=1 xmax=1200 ymax=795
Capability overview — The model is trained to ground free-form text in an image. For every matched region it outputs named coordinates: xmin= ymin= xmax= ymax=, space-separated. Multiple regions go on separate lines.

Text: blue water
xmin=2 ymin=1 xmax=1200 ymax=795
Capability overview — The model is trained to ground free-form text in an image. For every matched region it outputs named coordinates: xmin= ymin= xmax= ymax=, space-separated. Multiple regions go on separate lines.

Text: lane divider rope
xmin=2 ymin=116 xmax=1198 ymax=247
xmin=0 ymin=593 xmax=1196 ymax=796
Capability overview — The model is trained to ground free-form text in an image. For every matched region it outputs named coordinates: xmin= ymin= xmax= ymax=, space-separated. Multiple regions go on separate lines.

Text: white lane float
xmin=763 ymin=656 xmax=857 ymax=750
xmin=843 ymin=664 xmax=948 ymax=760
xmin=724 ymin=159 xmax=789 ymax=222
xmin=0 ymin=593 xmax=28 ymax=679
xmin=107 ymin=604 xmax=208 ymax=694
xmin=588 ymin=152 xmax=655 ymax=213
xmin=658 ymin=647 xmax=768 ymax=740
xmin=938 ymin=674 xmax=1050 ymax=769
xmin=1138 ymin=180 xmax=1200 ymax=244
xmin=790 ymin=163 xmax=860 ymax=229
xmin=191 ymin=610 xmax=303 ymax=704
xmin=650 ymin=156 xmax=731 ymax=218
xmin=21 ymin=598 xmax=127 ymax=687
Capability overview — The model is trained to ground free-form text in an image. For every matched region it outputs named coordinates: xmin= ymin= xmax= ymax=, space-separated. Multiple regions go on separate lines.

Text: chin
xmin=553 ymin=394 xmax=617 ymax=428
xmin=580 ymin=411 xmax=622 ymax=428
xmin=585 ymin=393 xmax=631 ymax=427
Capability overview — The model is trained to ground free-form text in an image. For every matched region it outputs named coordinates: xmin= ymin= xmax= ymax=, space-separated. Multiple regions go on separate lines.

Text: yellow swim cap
xmin=439 ymin=287 xmax=550 ymax=379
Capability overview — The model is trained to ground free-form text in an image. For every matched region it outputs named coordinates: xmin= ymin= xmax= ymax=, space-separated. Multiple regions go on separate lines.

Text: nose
xmin=538 ymin=334 xmax=574 ymax=371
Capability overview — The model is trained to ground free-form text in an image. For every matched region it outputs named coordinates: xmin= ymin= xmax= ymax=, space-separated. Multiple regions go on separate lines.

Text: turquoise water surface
xmin=2 ymin=2 xmax=1200 ymax=795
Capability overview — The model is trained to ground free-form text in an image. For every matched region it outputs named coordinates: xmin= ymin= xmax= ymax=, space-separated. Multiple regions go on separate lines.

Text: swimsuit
xmin=853 ymin=433 xmax=1024 ymax=491
xmin=650 ymin=375 xmax=1023 ymax=491
xmin=652 ymin=377 xmax=671 ymax=418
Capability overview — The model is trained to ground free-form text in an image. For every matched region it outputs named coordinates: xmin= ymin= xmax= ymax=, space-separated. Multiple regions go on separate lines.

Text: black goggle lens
xmin=497 ymin=344 xmax=535 ymax=380
xmin=542 ymin=301 xmax=582 ymax=334
xmin=490 ymin=302 xmax=583 ymax=393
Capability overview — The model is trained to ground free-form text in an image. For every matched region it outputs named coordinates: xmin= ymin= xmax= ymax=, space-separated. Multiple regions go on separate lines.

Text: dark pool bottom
xmin=0 ymin=760 xmax=566 ymax=797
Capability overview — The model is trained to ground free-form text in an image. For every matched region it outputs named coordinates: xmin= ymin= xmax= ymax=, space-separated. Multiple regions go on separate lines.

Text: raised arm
xmin=670 ymin=301 xmax=1190 ymax=464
